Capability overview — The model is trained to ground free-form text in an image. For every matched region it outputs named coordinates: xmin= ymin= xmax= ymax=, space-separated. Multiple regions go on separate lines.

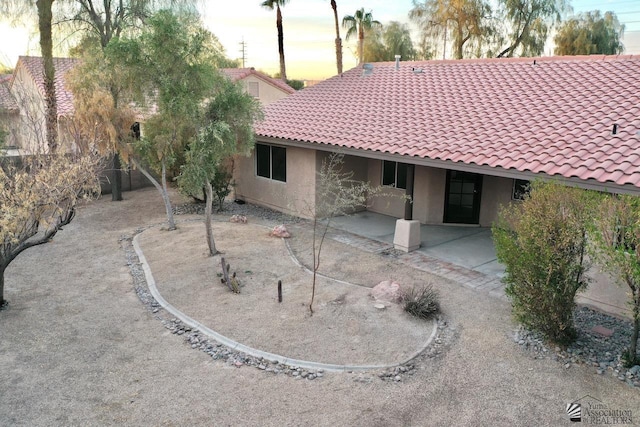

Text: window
xmin=247 ymin=82 xmax=259 ymax=98
xmin=512 ymin=179 xmax=530 ymax=200
xmin=130 ymin=122 xmax=141 ymax=140
xmin=382 ymin=160 xmax=408 ymax=189
xmin=256 ymin=143 xmax=286 ymax=182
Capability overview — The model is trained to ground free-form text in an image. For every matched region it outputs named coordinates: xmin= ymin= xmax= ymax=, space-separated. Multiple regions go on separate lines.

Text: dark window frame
xmin=382 ymin=160 xmax=407 ymax=190
xmin=512 ymin=179 xmax=530 ymax=200
xmin=255 ymin=143 xmax=286 ymax=182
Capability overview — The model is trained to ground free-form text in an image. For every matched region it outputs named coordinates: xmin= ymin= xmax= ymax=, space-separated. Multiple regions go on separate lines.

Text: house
xmin=0 ymin=57 xmax=296 ymax=191
xmin=221 ymin=67 xmax=295 ymax=105
xmin=0 ymin=74 xmax=20 ymax=153
xmin=0 ymin=56 xmax=77 ymax=154
xmin=0 ymin=56 xmax=152 ymax=191
xmin=233 ymin=55 xmax=640 ymax=228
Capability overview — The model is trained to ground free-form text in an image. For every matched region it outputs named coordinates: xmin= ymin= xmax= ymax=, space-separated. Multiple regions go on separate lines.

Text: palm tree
xmin=37 ymin=0 xmax=57 ymax=153
xmin=261 ymin=0 xmax=289 ymax=81
xmin=330 ymin=0 xmax=343 ymax=74
xmin=342 ymin=7 xmax=382 ymax=65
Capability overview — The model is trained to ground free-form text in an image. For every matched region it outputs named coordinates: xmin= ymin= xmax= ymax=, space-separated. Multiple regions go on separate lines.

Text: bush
xmin=403 ymin=284 xmax=440 ymax=320
xmin=592 ymin=193 xmax=640 ymax=366
xmin=492 ymin=181 xmax=595 ymax=344
xmin=187 ymin=167 xmax=233 ymax=212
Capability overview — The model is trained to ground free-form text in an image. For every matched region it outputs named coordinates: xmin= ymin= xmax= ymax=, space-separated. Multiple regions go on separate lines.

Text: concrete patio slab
xmin=328 ymin=211 xmax=632 ymax=318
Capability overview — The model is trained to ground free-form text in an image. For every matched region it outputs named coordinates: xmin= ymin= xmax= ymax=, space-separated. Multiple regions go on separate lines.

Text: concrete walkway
xmin=328 ymin=211 xmax=631 ymax=318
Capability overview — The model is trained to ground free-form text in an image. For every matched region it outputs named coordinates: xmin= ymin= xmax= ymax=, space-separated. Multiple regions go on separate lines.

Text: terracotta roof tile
xmin=16 ymin=56 xmax=79 ymax=117
xmin=256 ymin=55 xmax=640 ymax=189
xmin=0 ymin=74 xmax=18 ymax=112
xmin=221 ymin=68 xmax=295 ymax=94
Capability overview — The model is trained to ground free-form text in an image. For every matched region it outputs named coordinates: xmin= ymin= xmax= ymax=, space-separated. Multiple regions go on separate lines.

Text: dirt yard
xmin=139 ymin=221 xmax=434 ymax=366
xmin=1 ymin=187 xmax=639 ymax=426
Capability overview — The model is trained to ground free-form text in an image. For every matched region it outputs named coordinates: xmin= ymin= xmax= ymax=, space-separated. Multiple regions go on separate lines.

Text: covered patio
xmin=328 ymin=211 xmax=631 ymax=319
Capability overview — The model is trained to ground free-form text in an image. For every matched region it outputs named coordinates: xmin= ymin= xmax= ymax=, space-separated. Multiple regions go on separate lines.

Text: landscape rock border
xmin=174 ymin=200 xmax=639 ymax=388
xmin=513 ymin=306 xmax=640 ymax=388
xmin=121 ymin=221 xmax=453 ymax=382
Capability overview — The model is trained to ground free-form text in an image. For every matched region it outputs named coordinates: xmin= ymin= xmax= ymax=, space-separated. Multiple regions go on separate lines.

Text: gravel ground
xmin=515 ymin=307 xmax=640 ymax=387
xmin=1 ymin=187 xmax=639 ymax=426
xmin=182 ymin=199 xmax=640 ymax=387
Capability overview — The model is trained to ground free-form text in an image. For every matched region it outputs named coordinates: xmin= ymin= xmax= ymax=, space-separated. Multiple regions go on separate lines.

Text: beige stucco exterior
xmin=236 ymin=144 xmax=518 ymax=227
xmin=234 ymin=145 xmax=318 ymax=218
xmin=10 ymin=63 xmax=46 ymax=152
xmin=0 ymin=110 xmax=20 ymax=148
xmin=366 ymin=159 xmax=514 ymax=227
xmin=239 ymin=75 xmax=292 ymax=106
xmin=478 ymin=175 xmax=514 ymax=227
xmin=5 ymin=62 xmax=75 ymax=154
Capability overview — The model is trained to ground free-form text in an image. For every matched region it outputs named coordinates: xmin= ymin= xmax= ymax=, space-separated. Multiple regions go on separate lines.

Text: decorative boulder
xmin=270 ymin=224 xmax=291 ymax=238
xmin=371 ymin=280 xmax=403 ymax=304
xmin=230 ymin=215 xmax=248 ymax=224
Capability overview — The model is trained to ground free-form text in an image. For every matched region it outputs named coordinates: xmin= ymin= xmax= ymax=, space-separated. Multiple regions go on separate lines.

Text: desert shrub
xmin=186 ymin=167 xmax=233 ymax=212
xmin=210 ymin=168 xmax=233 ymax=212
xmin=492 ymin=181 xmax=595 ymax=344
xmin=592 ymin=193 xmax=640 ymax=366
xmin=403 ymin=285 xmax=440 ymax=320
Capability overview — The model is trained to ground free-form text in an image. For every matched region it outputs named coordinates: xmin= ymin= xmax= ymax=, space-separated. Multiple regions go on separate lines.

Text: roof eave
xmin=256 ymin=136 xmax=640 ymax=196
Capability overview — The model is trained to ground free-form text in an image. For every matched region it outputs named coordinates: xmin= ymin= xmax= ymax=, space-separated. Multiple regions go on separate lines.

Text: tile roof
xmin=222 ymin=67 xmax=296 ymax=94
xmin=9 ymin=60 xmax=294 ymax=119
xmin=256 ymin=55 xmax=640 ymax=191
xmin=0 ymin=74 xmax=19 ymax=112
xmin=16 ymin=56 xmax=79 ymax=117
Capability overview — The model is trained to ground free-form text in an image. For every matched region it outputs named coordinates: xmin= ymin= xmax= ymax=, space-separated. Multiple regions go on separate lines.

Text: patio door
xmin=444 ymin=170 xmax=483 ymax=224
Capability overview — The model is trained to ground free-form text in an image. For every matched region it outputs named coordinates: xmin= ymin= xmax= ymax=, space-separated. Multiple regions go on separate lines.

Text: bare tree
xmin=0 ymin=154 xmax=100 ymax=308
xmin=410 ymin=0 xmax=493 ymax=59
xmin=302 ymin=153 xmax=382 ymax=314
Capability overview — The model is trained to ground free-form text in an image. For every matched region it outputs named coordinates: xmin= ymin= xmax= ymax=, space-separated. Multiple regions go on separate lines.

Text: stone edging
xmin=131 ymin=222 xmax=439 ymax=373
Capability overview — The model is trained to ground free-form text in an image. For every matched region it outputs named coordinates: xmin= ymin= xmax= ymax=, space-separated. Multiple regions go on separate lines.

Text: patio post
xmin=404 ymin=164 xmax=415 ymax=220
xmin=395 ymin=163 xmax=421 ymax=252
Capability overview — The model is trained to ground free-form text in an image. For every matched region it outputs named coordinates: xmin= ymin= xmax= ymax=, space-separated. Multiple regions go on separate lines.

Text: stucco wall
xmin=235 ymin=146 xmax=521 ymax=225
xmin=363 ymin=161 xmax=513 ymax=226
xmin=414 ymin=166 xmax=447 ymax=224
xmin=478 ymin=175 xmax=514 ymax=227
xmin=315 ymin=151 xmax=369 ymax=215
xmin=241 ymin=75 xmax=291 ymax=106
xmin=12 ymin=64 xmax=47 ymax=152
xmin=0 ymin=112 xmax=21 ymax=148
xmin=366 ymin=158 xmax=406 ymax=218
xmin=234 ymin=144 xmax=317 ymax=217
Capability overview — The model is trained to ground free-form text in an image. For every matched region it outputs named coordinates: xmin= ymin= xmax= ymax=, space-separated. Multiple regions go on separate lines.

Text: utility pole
xmin=239 ymin=38 xmax=247 ymax=68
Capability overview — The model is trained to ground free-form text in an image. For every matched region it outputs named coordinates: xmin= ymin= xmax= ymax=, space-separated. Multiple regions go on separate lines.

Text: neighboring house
xmin=0 ymin=59 xmax=294 ymax=154
xmin=234 ymin=55 xmax=640 ymax=226
xmin=221 ymin=67 xmax=295 ymax=105
xmin=0 ymin=56 xmax=152 ymax=191
xmin=0 ymin=74 xmax=20 ymax=153
xmin=0 ymin=56 xmax=78 ymax=155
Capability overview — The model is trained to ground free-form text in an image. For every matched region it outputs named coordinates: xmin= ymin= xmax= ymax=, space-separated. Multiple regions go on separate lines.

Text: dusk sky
xmin=1 ymin=0 xmax=639 ymax=80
